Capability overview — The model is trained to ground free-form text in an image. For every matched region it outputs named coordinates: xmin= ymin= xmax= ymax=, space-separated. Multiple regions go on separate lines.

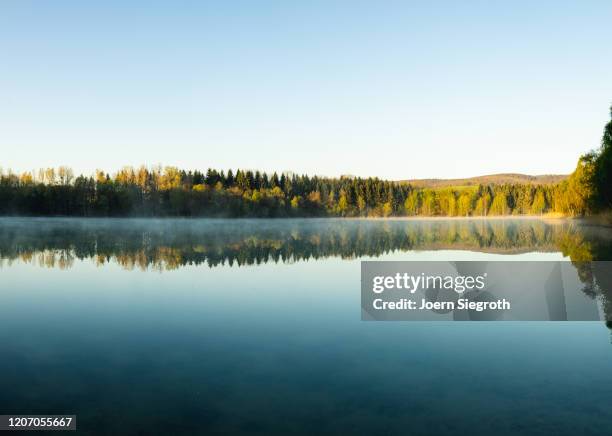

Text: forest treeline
xmin=1 ymin=106 xmax=610 ymax=218
xmin=0 ymin=165 xmax=576 ymax=217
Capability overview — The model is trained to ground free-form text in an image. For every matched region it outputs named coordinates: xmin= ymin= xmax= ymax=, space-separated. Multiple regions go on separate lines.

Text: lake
xmin=1 ymin=217 xmax=612 ymax=435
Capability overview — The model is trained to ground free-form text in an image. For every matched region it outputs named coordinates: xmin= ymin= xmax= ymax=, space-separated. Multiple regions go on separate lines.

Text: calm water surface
xmin=1 ymin=218 xmax=612 ymax=435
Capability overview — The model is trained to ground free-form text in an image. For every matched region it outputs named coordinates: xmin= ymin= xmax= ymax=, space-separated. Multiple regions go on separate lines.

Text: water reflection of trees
xmin=3 ymin=218 xmax=612 ymax=324
xmin=559 ymin=229 xmax=612 ymax=327
xmin=1 ymin=218 xmax=610 ymax=271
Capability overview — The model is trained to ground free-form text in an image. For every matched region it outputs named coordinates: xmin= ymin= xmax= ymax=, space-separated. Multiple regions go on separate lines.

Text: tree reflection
xmin=2 ymin=217 xmax=612 ymax=325
xmin=0 ymin=218 xmax=610 ymax=270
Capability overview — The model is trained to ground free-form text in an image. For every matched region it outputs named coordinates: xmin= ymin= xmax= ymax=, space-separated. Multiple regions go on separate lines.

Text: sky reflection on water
xmin=1 ymin=218 xmax=612 ymax=435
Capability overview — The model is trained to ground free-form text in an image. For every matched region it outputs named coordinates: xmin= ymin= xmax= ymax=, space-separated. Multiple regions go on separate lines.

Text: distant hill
xmin=399 ymin=173 xmax=568 ymax=188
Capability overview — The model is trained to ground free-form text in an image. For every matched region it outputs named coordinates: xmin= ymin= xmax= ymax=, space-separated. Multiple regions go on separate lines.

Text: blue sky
xmin=1 ymin=1 xmax=611 ymax=179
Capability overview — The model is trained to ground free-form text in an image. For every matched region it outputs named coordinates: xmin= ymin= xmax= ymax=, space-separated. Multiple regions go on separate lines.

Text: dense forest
xmin=1 ymin=106 xmax=610 ymax=218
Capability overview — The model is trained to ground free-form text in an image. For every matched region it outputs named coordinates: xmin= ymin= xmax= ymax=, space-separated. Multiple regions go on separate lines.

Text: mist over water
xmin=1 ymin=217 xmax=612 ymax=435
xmin=1 ymin=217 xmax=610 ymax=270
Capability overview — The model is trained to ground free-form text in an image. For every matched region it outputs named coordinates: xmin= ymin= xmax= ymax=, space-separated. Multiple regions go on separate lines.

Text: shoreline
xmin=0 ymin=214 xmax=578 ymax=221
xmin=0 ymin=212 xmax=609 ymax=225
xmin=573 ymin=212 xmax=612 ymax=228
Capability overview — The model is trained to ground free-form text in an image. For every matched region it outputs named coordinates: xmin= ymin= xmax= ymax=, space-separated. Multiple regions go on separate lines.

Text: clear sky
xmin=1 ymin=1 xmax=611 ymax=180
